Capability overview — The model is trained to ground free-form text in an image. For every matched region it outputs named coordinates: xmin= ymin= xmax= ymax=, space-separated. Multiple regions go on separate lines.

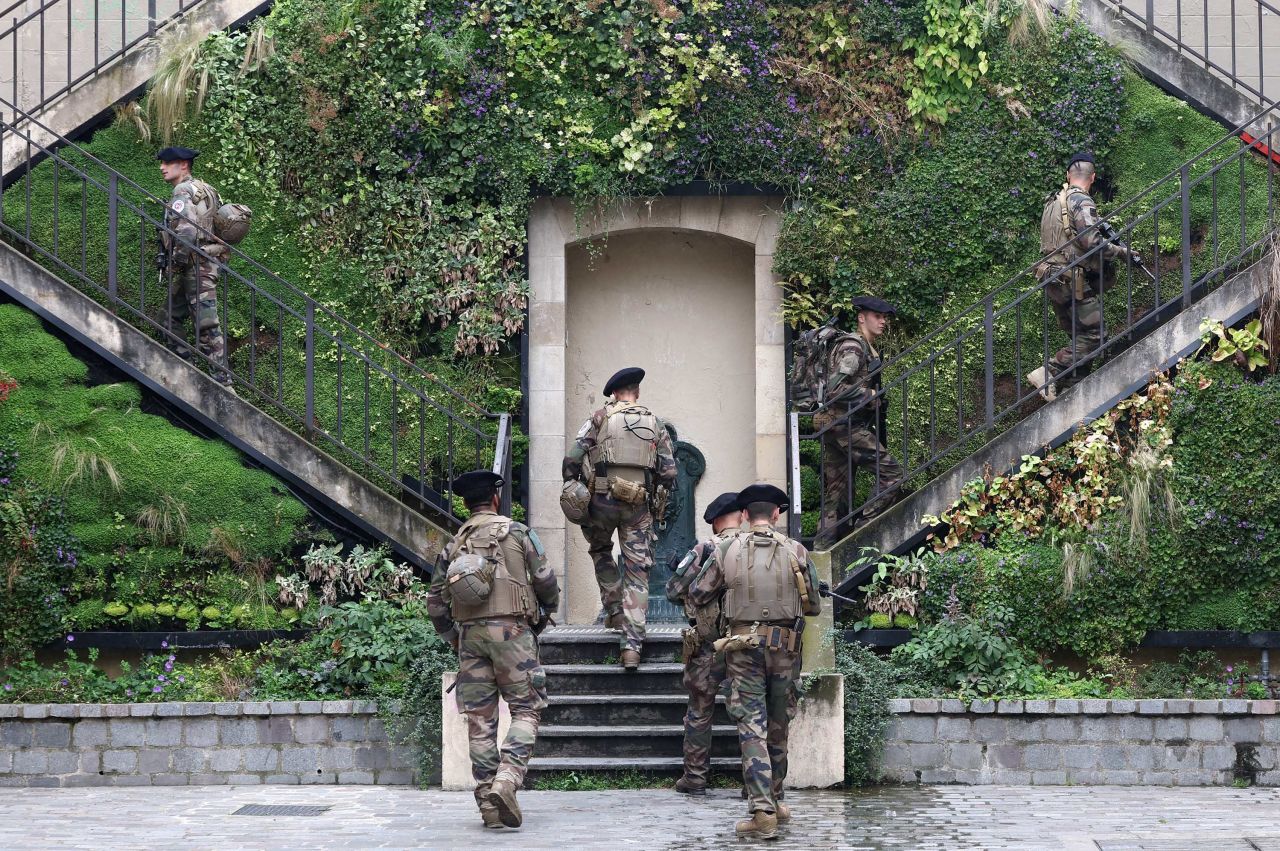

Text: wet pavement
xmin=3 ymin=784 xmax=1280 ymax=849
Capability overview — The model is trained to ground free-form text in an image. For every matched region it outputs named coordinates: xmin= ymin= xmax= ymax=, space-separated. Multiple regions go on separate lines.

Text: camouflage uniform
xmin=427 ymin=509 xmax=560 ymax=811
xmin=665 ymin=534 xmax=733 ymax=789
xmin=814 ymin=331 xmax=903 ymax=542
xmin=163 ymin=177 xmax=228 ymax=375
xmin=687 ymin=527 xmax=821 ymax=815
xmin=1038 ymin=184 xmax=1129 ymax=385
xmin=564 ymin=401 xmax=677 ymax=652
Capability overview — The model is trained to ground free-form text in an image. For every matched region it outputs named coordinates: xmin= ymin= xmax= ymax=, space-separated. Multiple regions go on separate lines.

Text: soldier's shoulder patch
xmin=527 ymin=528 xmax=545 ymax=557
xmin=575 ymin=420 xmax=592 ymax=440
xmin=170 ymin=199 xmax=186 ymax=214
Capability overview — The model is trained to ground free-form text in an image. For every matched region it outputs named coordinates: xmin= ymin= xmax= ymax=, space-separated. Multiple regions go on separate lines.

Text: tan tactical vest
xmin=171 ymin=179 xmax=221 ymax=236
xmin=1040 ymin=185 xmax=1080 ymax=266
xmin=446 ymin=513 xmax=537 ymax=623
xmin=587 ymin=401 xmax=660 ymax=484
xmin=721 ymin=529 xmax=803 ymax=624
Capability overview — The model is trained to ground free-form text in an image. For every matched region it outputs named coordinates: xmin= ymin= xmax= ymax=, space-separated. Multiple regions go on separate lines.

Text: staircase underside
xmin=831 ymin=256 xmax=1267 ymax=595
xmin=0 ymin=239 xmax=448 ymax=569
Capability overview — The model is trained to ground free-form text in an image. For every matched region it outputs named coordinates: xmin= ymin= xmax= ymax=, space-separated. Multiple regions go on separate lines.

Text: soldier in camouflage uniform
xmin=1027 ymin=151 xmax=1139 ymax=401
xmin=687 ymin=483 xmax=821 ymax=840
xmin=665 ymin=491 xmax=744 ymax=796
xmin=427 ymin=470 xmax=559 ymax=830
xmin=563 ymin=367 xmax=677 ymax=670
xmin=156 ymin=146 xmax=230 ymax=387
xmin=813 ymin=296 xmax=904 ymax=547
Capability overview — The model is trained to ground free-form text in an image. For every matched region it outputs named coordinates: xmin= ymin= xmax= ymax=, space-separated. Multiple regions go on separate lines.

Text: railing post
xmin=983 ymin=296 xmax=995 ymax=431
xmin=148 ymin=0 xmax=157 ymax=36
xmin=304 ymin=301 xmax=315 ymax=430
xmin=1180 ymin=164 xmax=1193 ymax=308
xmin=788 ymin=411 xmax=801 ymax=538
xmin=106 ymin=173 xmax=118 ymax=302
xmin=493 ymin=413 xmax=512 ymax=515
xmin=1145 ymin=0 xmax=1154 ymax=32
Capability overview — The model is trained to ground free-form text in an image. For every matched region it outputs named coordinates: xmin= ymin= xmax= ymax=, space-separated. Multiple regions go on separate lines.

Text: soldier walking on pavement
xmin=563 ymin=367 xmax=677 ymax=671
xmin=813 ymin=296 xmax=904 ymax=546
xmin=156 ymin=146 xmax=231 ymax=387
xmin=427 ymin=470 xmax=559 ymax=830
xmin=1027 ymin=151 xmax=1141 ymax=401
xmin=665 ymin=491 xmax=744 ymax=796
xmin=687 ymin=484 xmax=821 ymax=840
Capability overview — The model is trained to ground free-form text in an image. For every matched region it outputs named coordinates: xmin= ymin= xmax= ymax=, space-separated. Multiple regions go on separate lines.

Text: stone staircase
xmin=527 ymin=625 xmax=741 ymax=781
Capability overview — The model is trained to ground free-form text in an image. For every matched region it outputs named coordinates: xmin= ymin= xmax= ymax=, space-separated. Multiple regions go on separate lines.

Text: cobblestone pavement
xmin=4 ymin=785 xmax=1280 ymax=850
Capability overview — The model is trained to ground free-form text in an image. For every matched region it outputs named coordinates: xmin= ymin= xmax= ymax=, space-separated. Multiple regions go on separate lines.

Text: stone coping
xmin=0 ymin=700 xmax=394 ymax=719
xmin=887 ymin=698 xmax=1278 ymax=715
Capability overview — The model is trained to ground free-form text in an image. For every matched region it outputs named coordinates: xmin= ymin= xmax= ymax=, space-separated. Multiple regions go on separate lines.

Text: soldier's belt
xmin=717 ymin=624 xmax=799 ymax=653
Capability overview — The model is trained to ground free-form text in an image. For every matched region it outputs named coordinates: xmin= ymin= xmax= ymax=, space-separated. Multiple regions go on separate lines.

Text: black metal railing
xmin=792 ymin=100 xmax=1280 ymax=562
xmin=0 ymin=0 xmax=199 ymax=122
xmin=0 ymin=98 xmax=508 ymax=528
xmin=1100 ymin=0 xmax=1280 ymax=109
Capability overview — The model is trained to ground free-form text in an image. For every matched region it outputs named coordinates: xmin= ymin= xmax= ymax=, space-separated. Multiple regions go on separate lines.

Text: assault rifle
xmin=1097 ymin=220 xmax=1157 ymax=285
xmin=818 ymin=581 xmax=859 ymax=606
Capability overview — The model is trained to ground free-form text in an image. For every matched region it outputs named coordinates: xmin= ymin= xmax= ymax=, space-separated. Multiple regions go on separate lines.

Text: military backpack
xmin=791 ymin=323 xmax=850 ymax=412
xmin=444 ymin=514 xmax=536 ymax=623
xmin=721 ymin=528 xmax=807 ymax=624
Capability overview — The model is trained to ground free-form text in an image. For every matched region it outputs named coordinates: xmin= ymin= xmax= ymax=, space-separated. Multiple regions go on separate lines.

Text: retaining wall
xmin=0 ymin=701 xmax=412 ymax=787
xmin=882 ymin=698 xmax=1280 ymax=786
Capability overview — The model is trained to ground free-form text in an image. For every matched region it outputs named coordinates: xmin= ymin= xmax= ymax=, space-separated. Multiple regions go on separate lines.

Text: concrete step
xmin=543 ymin=663 xmax=685 ymax=696
xmin=538 ymin=628 xmax=683 ymax=665
xmin=542 ymin=694 xmax=731 ymax=726
xmin=536 ymin=724 xmax=741 ymax=759
xmin=525 ymin=756 xmax=743 ymax=781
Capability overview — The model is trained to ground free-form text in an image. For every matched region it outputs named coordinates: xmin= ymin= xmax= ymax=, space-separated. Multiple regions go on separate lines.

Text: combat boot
xmin=775 ymin=802 xmax=791 ymax=822
xmin=735 ymin=811 xmax=779 ymax=840
xmin=674 ymin=776 xmax=706 ymax=796
xmin=604 ymin=608 xmax=625 ymax=630
xmin=621 ymin=649 xmax=640 ymax=671
xmin=1026 ymin=366 xmax=1057 ymax=402
xmin=487 ymin=778 xmax=522 ymax=828
xmin=479 ymin=804 xmax=503 ymax=829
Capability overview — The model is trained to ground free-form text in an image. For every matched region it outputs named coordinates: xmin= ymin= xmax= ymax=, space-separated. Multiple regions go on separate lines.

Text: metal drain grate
xmin=232 ymin=804 xmax=331 ymax=817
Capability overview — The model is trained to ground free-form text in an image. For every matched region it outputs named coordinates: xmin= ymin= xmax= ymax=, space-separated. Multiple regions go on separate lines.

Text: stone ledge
xmin=894 ymin=699 xmax=1279 ymax=716
xmin=0 ymin=701 xmax=384 ymax=718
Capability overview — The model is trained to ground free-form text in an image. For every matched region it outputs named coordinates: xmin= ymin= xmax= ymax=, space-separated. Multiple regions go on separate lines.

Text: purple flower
xmin=3 ymin=683 xmax=11 ymax=691
xmin=65 ymin=635 xmax=74 ymax=642
xmin=161 ymin=640 xmax=169 ymax=649
xmin=177 ymin=676 xmax=186 ymax=684
xmin=126 ymin=689 xmax=133 ymax=697
xmin=60 ymin=679 xmax=68 ymax=686
xmin=152 ymin=685 xmax=163 ymax=693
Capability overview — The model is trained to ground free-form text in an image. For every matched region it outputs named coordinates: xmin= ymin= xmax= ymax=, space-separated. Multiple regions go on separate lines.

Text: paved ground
xmin=4 ymin=785 xmax=1280 ymax=850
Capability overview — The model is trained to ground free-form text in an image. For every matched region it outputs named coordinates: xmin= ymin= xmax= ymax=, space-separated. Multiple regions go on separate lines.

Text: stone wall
xmin=882 ymin=698 xmax=1280 ymax=786
xmin=0 ymin=701 xmax=412 ymax=787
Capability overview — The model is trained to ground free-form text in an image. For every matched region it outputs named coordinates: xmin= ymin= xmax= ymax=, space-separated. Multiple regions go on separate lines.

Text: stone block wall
xmin=882 ymin=698 xmax=1280 ymax=785
xmin=0 ymin=701 xmax=413 ymax=787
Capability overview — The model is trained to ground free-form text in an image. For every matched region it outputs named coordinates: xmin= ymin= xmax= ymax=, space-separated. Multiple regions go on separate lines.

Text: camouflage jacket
xmin=686 ymin=526 xmax=822 ymax=621
xmin=665 ymin=532 xmax=734 ymax=610
xmin=164 ymin=178 xmax=221 ymax=267
xmin=1041 ymin=184 xmax=1128 ymax=267
xmin=562 ymin=401 xmax=677 ymax=484
xmin=426 ymin=510 xmax=559 ymax=644
xmin=825 ymin=331 xmax=880 ymax=409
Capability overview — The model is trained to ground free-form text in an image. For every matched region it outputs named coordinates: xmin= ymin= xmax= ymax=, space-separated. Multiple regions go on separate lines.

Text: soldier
xmin=156 ymin=146 xmax=231 ymax=387
xmin=1027 ymin=151 xmax=1140 ymax=401
xmin=563 ymin=367 xmax=677 ymax=670
xmin=427 ymin=470 xmax=559 ymax=830
xmin=687 ymin=483 xmax=821 ymax=840
xmin=665 ymin=491 xmax=744 ymax=796
xmin=813 ymin=296 xmax=904 ymax=546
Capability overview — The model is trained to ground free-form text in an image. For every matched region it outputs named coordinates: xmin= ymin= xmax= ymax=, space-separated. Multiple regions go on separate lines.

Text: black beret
xmin=851 ymin=295 xmax=897 ymax=315
xmin=156 ymin=146 xmax=199 ymax=162
xmin=1068 ymin=151 xmax=1095 ymax=168
xmin=702 ymin=492 xmax=742 ymax=524
xmin=603 ymin=367 xmax=645 ymax=397
xmin=737 ymin=483 xmax=789 ymax=508
xmin=452 ymin=469 xmax=504 ymax=503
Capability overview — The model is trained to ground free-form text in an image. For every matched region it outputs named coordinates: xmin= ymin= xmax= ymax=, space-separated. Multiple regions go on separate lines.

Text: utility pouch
xmin=1072 ymin=269 xmax=1087 ymax=301
xmin=681 ymin=627 xmax=701 ymax=659
xmin=608 ymin=476 xmax=648 ymax=505
xmin=713 ymin=632 xmax=762 ymax=653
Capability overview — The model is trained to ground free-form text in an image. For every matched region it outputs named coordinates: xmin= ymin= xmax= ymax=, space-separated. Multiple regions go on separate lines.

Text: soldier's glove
xmin=154 ymin=249 xmax=169 ymax=272
xmin=531 ymin=609 xmax=556 ymax=639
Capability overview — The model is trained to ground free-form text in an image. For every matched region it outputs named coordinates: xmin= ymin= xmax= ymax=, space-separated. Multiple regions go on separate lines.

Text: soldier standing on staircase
xmin=156 ymin=146 xmax=231 ymax=387
xmin=687 ymin=483 xmax=821 ymax=841
xmin=563 ymin=367 xmax=677 ymax=672
xmin=427 ymin=470 xmax=559 ymax=831
xmin=664 ymin=491 xmax=744 ymax=796
xmin=1027 ymin=151 xmax=1140 ymax=401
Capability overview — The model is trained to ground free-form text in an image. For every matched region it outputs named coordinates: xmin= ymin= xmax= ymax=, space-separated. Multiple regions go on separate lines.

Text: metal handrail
xmin=1100 ymin=0 xmax=1280 ymax=108
xmin=0 ymin=97 xmax=507 ymax=528
xmin=792 ymin=99 xmax=1279 ymax=556
xmin=0 ymin=0 xmax=200 ymax=123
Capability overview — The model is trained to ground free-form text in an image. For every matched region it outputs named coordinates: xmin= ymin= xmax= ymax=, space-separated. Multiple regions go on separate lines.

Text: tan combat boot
xmin=674 ymin=776 xmax=706 ymax=796
xmin=620 ymin=649 xmax=640 ymax=671
xmin=735 ymin=810 xmax=779 ymax=840
xmin=479 ymin=803 xmax=503 ymax=829
xmin=487 ymin=778 xmax=522 ymax=828
xmin=1026 ymin=366 xmax=1057 ymax=402
xmin=775 ymin=802 xmax=791 ymax=822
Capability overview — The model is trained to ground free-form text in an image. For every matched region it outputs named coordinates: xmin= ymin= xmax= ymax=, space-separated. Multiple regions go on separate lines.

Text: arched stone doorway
xmin=526 ymin=195 xmax=786 ymax=625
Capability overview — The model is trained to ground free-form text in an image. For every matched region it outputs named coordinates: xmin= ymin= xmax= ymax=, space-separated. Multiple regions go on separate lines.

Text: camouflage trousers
xmin=1045 ymin=273 xmax=1105 ymax=386
xmin=164 ymin=254 xmax=227 ymax=373
xmin=813 ymin=408 xmax=903 ymax=544
xmin=724 ymin=641 xmax=803 ymax=814
xmin=455 ymin=617 xmax=547 ymax=805
xmin=581 ymin=492 xmax=652 ymax=652
xmin=680 ymin=637 xmax=727 ymax=787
